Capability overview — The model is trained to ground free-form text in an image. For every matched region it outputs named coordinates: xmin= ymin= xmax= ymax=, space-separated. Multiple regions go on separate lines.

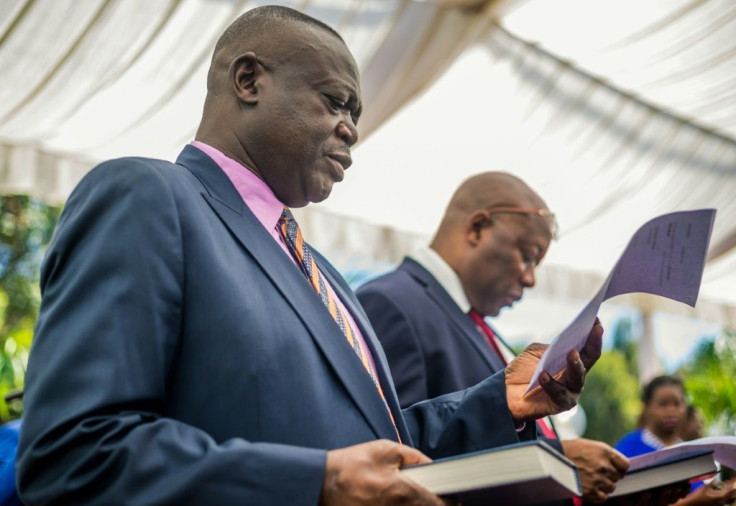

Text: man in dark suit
xmin=357 ymin=172 xmax=632 ymax=503
xmin=17 ymin=8 xmax=603 ymax=505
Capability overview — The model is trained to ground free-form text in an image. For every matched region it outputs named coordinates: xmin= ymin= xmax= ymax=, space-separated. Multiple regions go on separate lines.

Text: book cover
xmin=609 ymin=449 xmax=717 ymax=498
xmin=401 ymin=440 xmax=581 ymax=505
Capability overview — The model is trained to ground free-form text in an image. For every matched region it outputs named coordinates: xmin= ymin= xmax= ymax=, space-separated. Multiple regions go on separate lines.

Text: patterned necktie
xmin=278 ymin=208 xmax=400 ymax=440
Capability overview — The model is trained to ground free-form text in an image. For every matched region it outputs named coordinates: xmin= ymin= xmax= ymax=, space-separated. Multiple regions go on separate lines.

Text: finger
xmin=586 ymin=489 xmax=608 ymax=503
xmin=539 ymin=370 xmax=577 ymax=411
xmin=563 ymin=348 xmax=586 ymax=393
xmin=608 ymin=449 xmax=630 ymax=475
xmin=596 ymin=465 xmax=621 ymax=484
xmin=584 ymin=482 xmax=615 ymax=502
xmin=586 ymin=475 xmax=621 ymax=503
xmin=596 ymin=476 xmax=617 ymax=495
xmin=579 ymin=319 xmax=603 ymax=370
xmin=520 ymin=342 xmax=548 ymax=359
xmin=396 ymin=444 xmax=433 ymax=467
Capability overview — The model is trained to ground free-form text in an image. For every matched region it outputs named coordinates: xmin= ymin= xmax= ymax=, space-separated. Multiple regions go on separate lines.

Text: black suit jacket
xmin=18 ymin=147 xmax=533 ymax=505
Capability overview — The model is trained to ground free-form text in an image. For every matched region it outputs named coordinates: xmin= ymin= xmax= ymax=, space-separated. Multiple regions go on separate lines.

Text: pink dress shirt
xmin=189 ymin=141 xmax=379 ymax=375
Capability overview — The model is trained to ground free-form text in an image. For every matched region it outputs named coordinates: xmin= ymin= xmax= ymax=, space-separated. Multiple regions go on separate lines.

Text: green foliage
xmin=579 ymin=350 xmax=641 ymax=445
xmin=0 ymin=195 xmax=61 ymax=420
xmin=678 ymin=331 xmax=736 ymax=435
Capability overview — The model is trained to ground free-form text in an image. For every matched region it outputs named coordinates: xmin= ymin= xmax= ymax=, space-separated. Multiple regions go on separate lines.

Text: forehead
xmin=651 ymin=384 xmax=685 ymax=402
xmin=277 ymin=26 xmax=360 ymax=93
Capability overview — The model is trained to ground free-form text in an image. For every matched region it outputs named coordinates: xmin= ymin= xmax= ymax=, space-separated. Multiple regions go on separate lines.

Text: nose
xmin=336 ymin=118 xmax=358 ymax=147
xmin=520 ymin=263 xmax=536 ymax=288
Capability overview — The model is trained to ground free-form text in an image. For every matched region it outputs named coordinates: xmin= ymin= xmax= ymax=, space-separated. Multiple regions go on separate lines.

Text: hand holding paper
xmin=527 ymin=209 xmax=716 ymax=392
xmin=505 ymin=318 xmax=602 ymax=422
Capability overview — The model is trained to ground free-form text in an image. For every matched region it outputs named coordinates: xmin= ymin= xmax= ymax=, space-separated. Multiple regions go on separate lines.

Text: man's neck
xmin=409 ymin=246 xmax=472 ymax=313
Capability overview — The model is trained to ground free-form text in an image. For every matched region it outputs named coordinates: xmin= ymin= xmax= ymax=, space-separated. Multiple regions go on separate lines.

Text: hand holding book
xmin=683 ymin=479 xmax=736 ymax=506
xmin=559 ymin=438 xmax=629 ymax=502
xmin=321 ymin=440 xmax=445 ymax=506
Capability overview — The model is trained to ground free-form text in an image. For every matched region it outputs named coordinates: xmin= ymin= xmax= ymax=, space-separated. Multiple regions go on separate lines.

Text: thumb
xmin=396 ymin=444 xmax=433 ymax=467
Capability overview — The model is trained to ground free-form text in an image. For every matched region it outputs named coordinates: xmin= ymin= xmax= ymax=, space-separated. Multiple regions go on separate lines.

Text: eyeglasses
xmin=484 ymin=206 xmax=559 ymax=240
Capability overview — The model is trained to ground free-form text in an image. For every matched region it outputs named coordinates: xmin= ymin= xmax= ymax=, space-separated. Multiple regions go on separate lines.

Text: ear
xmin=466 ymin=211 xmax=493 ymax=246
xmin=230 ymin=52 xmax=260 ymax=105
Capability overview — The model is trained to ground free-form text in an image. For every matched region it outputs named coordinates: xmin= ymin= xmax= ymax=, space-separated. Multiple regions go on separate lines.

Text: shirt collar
xmin=409 ymin=246 xmax=472 ymax=313
xmin=190 ymin=141 xmax=284 ymax=231
xmin=641 ymin=428 xmax=677 ymax=450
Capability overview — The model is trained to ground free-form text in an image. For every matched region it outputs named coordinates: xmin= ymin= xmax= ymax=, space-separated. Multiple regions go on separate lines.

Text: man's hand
xmin=560 ymin=438 xmax=629 ymax=502
xmin=673 ymin=478 xmax=736 ymax=506
xmin=505 ymin=318 xmax=603 ymax=421
xmin=320 ymin=440 xmax=445 ymax=506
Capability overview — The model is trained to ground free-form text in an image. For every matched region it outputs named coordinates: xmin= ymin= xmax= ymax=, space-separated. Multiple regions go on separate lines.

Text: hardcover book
xmin=609 ymin=449 xmax=717 ymax=498
xmin=401 ymin=440 xmax=580 ymax=505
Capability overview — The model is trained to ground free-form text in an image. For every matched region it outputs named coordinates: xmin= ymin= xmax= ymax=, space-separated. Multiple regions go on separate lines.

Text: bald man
xmin=17 ymin=8 xmax=603 ymax=506
xmin=357 ymin=172 xmax=630 ymax=503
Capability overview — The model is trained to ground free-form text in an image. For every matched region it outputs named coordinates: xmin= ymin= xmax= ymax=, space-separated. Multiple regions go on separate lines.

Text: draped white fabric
xmin=1 ymin=0 xmax=735 ymax=334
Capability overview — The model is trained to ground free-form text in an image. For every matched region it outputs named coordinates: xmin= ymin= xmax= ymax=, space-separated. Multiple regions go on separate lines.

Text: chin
xmin=282 ymin=196 xmax=311 ymax=208
xmin=488 ymin=305 xmax=511 ymax=316
xmin=306 ymin=182 xmax=334 ymax=204
xmin=304 ymin=192 xmax=330 ymax=206
xmin=487 ymin=306 xmax=503 ymax=317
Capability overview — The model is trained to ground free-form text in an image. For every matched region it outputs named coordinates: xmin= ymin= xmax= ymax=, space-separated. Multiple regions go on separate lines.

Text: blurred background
xmin=0 ymin=0 xmax=734 ymax=444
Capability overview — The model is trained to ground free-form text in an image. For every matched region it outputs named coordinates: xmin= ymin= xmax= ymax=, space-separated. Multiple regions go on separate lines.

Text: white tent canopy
xmin=1 ymin=0 xmax=735 ymax=358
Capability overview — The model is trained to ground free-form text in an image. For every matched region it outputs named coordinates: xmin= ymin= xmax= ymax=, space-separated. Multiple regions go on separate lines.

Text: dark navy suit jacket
xmin=357 ymin=258 xmax=508 ymax=408
xmin=18 ymin=147 xmax=532 ymax=505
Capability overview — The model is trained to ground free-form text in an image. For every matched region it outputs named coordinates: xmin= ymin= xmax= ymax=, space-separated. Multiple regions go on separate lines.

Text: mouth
xmin=505 ymin=294 xmax=522 ymax=307
xmin=327 ymin=152 xmax=352 ymax=178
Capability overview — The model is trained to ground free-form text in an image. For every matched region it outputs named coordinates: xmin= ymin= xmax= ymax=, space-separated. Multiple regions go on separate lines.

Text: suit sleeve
xmin=17 ymin=160 xmax=326 ymax=506
xmin=356 ymin=287 xmax=429 ymax=408
xmin=356 ymin=280 xmax=535 ymax=459
xmin=400 ymin=370 xmax=536 ymax=459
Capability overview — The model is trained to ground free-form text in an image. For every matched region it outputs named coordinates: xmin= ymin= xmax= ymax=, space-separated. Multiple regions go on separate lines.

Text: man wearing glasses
xmin=357 ymin=172 xmax=631 ymax=503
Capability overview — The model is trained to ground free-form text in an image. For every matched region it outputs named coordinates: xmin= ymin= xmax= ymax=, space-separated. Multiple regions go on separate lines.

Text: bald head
xmin=206 ymin=6 xmax=345 ymax=96
xmin=433 ymin=172 xmax=551 ymax=247
xmin=432 ymin=172 xmax=556 ymax=316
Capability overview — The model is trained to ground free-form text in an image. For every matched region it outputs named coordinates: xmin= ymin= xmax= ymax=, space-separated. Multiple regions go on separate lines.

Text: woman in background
xmin=615 ymin=375 xmax=736 ymax=506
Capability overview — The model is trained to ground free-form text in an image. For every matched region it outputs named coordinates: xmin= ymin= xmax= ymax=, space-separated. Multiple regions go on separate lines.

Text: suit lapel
xmin=401 ymin=259 xmax=506 ymax=373
xmin=175 ymin=146 xmax=398 ymax=441
xmin=316 ymin=256 xmax=410 ymax=442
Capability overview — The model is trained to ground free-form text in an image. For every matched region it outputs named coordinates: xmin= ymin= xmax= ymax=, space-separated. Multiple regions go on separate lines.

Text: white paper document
xmin=527 ymin=209 xmax=716 ymax=392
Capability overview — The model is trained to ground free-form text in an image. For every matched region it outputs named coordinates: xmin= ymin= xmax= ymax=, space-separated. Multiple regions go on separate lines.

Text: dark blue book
xmin=401 ymin=440 xmax=580 ymax=505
